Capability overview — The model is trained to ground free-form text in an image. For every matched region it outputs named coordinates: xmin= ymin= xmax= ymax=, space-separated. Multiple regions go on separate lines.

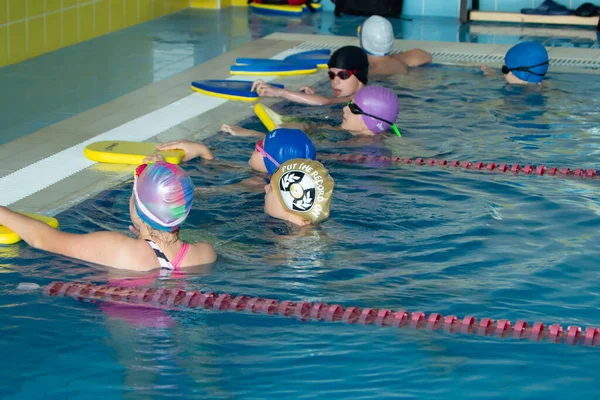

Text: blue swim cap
xmin=261 ymin=128 xmax=316 ymax=175
xmin=505 ymin=42 xmax=549 ymax=84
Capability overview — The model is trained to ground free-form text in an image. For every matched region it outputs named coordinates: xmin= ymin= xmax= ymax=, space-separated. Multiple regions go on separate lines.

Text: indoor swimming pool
xmin=2 ymin=63 xmax=600 ymax=398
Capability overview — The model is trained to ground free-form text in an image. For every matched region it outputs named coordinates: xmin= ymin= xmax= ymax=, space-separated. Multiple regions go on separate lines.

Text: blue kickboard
xmin=236 ymin=57 xmax=321 ymax=69
xmin=284 ymin=50 xmax=331 ymax=65
xmin=249 ymin=5 xmax=303 ymax=16
xmin=230 ymin=63 xmax=316 ymax=73
xmin=191 ymin=80 xmax=284 ymax=98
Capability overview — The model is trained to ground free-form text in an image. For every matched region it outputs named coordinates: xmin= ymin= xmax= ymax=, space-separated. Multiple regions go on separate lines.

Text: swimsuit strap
xmin=170 ymin=243 xmax=189 ymax=271
xmin=145 ymin=239 xmax=174 ymax=270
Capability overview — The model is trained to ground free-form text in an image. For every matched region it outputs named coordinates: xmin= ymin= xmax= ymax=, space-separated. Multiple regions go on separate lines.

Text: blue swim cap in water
xmin=504 ymin=42 xmax=549 ymax=84
xmin=260 ymin=128 xmax=317 ymax=175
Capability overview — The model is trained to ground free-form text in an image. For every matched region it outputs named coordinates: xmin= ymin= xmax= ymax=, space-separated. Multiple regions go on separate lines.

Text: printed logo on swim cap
xmin=278 ymin=170 xmax=316 ymax=213
xmin=271 ymin=159 xmax=333 ymax=224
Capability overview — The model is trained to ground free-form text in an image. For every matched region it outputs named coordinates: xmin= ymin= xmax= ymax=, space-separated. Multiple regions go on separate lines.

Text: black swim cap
xmin=327 ymin=45 xmax=369 ymax=84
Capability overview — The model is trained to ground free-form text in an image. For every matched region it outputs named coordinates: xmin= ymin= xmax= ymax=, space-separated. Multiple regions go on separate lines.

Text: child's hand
xmin=143 ymin=153 xmax=165 ymax=164
xmin=252 ymin=80 xmax=283 ymax=97
xmin=299 ymin=86 xmax=316 ymax=95
xmin=157 ymin=140 xmax=214 ymax=161
xmin=220 ymin=124 xmax=263 ymax=137
xmin=481 ymin=64 xmax=497 ymax=76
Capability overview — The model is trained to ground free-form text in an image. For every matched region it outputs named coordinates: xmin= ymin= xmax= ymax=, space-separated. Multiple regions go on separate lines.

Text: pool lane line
xmin=318 ymin=154 xmax=600 ymax=180
xmin=43 ymin=281 xmax=600 ymax=349
xmin=0 ymin=47 xmax=307 ymax=207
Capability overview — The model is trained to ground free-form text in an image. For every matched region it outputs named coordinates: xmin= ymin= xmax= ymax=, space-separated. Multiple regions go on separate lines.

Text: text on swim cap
xmin=281 ymin=162 xmax=326 ymax=218
xmin=301 ymin=162 xmax=325 ymax=217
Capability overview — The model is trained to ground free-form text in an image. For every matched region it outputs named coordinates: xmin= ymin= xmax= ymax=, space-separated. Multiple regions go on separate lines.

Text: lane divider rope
xmin=318 ymin=153 xmax=599 ymax=179
xmin=43 ymin=281 xmax=600 ymax=349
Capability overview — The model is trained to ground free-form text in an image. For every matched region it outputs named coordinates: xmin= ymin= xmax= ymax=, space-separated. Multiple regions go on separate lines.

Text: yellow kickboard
xmin=0 ymin=213 xmax=59 ymax=245
xmin=84 ymin=141 xmax=185 ymax=165
xmin=249 ymin=3 xmax=322 ymax=12
xmin=254 ymin=103 xmax=283 ymax=132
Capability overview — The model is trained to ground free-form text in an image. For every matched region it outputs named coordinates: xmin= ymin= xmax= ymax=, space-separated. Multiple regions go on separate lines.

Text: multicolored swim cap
xmin=505 ymin=41 xmax=549 ymax=84
xmin=133 ymin=161 xmax=195 ymax=232
xmin=270 ymin=159 xmax=334 ymax=224
xmin=328 ymin=45 xmax=369 ymax=84
xmin=260 ymin=128 xmax=317 ymax=175
xmin=353 ymin=85 xmax=400 ymax=134
xmin=358 ymin=16 xmax=394 ymax=57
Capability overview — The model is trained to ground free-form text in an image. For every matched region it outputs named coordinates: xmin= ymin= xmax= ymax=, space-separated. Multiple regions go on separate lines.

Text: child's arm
xmin=395 ymin=49 xmax=432 ymax=67
xmin=252 ymin=80 xmax=347 ymax=106
xmin=195 ymin=176 xmax=266 ymax=196
xmin=157 ymin=140 xmax=215 ymax=162
xmin=0 ymin=206 xmax=133 ymax=267
xmin=221 ymin=124 xmax=265 ymax=138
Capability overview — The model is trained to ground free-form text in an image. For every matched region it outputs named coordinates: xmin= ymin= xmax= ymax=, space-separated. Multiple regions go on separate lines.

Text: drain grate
xmin=430 ymin=51 xmax=600 ymax=69
xmin=293 ymin=42 xmax=342 ymax=51
xmin=291 ymin=42 xmax=600 ymax=71
xmin=428 ymin=51 xmax=504 ymax=64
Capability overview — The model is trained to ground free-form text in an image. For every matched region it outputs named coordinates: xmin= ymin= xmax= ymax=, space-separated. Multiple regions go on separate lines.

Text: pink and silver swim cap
xmin=133 ymin=161 xmax=195 ymax=232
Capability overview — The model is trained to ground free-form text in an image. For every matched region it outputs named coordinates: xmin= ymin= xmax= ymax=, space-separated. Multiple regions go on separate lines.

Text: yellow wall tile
xmin=0 ymin=0 xmax=7 ymax=25
xmin=0 ymin=26 xmax=8 ymax=67
xmin=167 ymin=0 xmax=186 ymax=12
xmin=125 ymin=0 xmax=138 ymax=27
xmin=166 ymin=0 xmax=176 ymax=12
xmin=45 ymin=11 xmax=61 ymax=52
xmin=152 ymin=0 xmax=165 ymax=17
xmin=8 ymin=0 xmax=26 ymax=21
xmin=1 ymin=0 xmax=188 ymax=66
xmin=46 ymin=0 xmax=61 ymax=13
xmin=95 ymin=0 xmax=109 ymax=35
xmin=190 ymin=0 xmax=219 ymax=8
xmin=110 ymin=0 xmax=125 ymax=31
xmin=139 ymin=0 xmax=151 ymax=22
xmin=8 ymin=21 xmax=26 ymax=64
xmin=62 ymin=7 xmax=78 ymax=46
xmin=79 ymin=3 xmax=94 ymax=41
xmin=27 ymin=16 xmax=45 ymax=57
xmin=27 ymin=0 xmax=45 ymax=17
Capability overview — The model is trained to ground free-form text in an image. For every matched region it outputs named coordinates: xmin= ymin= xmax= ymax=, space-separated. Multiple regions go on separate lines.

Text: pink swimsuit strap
xmin=171 ymin=242 xmax=189 ymax=271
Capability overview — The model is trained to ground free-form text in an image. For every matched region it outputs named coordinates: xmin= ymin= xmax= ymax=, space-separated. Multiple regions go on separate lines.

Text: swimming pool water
xmin=2 ymin=66 xmax=600 ymax=399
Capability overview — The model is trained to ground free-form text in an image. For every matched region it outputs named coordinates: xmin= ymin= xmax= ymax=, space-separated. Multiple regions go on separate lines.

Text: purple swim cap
xmin=353 ymin=86 xmax=400 ymax=134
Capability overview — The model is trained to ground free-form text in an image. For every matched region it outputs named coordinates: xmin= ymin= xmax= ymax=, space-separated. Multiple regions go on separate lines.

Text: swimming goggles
xmin=501 ymin=61 xmax=549 ymax=77
xmin=328 ymin=69 xmax=356 ymax=80
xmin=347 ymin=101 xmax=402 ymax=137
xmin=256 ymin=139 xmax=280 ymax=168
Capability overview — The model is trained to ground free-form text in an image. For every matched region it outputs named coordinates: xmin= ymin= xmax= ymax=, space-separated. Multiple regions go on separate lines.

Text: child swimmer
xmin=222 ymin=85 xmax=401 ymax=139
xmin=0 ymin=162 xmax=216 ymax=271
xmin=481 ymin=41 xmax=549 ymax=85
xmin=251 ymin=46 xmax=370 ymax=106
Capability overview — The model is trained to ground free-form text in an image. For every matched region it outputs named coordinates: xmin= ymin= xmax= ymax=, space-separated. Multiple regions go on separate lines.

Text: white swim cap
xmin=359 ymin=16 xmax=394 ymax=56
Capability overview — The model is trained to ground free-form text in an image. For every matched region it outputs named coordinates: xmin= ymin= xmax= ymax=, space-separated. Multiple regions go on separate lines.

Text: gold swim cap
xmin=270 ymin=158 xmax=334 ymax=224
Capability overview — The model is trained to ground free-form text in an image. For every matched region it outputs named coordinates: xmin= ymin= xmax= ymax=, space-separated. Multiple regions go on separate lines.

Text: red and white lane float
xmin=318 ymin=153 xmax=599 ymax=180
xmin=38 ymin=281 xmax=600 ymax=349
